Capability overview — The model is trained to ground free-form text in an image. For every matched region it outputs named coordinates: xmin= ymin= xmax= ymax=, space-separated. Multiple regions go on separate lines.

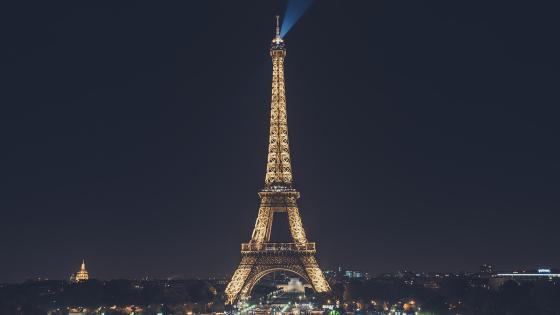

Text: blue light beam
xmin=280 ymin=0 xmax=315 ymax=38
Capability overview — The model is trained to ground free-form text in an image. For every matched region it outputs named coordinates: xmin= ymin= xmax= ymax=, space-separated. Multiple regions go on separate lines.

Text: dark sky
xmin=1 ymin=1 xmax=559 ymax=283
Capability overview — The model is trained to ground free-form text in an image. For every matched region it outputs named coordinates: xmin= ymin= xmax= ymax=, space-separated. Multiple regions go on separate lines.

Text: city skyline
xmin=1 ymin=0 xmax=560 ymax=284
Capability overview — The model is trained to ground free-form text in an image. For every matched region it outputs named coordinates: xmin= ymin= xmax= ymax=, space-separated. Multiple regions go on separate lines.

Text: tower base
xmin=225 ymin=246 xmax=331 ymax=304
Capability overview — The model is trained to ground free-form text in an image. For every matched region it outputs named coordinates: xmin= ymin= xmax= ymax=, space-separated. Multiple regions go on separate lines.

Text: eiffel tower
xmin=225 ymin=16 xmax=331 ymax=304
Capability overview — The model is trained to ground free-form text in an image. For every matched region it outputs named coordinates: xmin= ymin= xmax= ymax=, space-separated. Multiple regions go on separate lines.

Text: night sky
xmin=1 ymin=1 xmax=559 ymax=283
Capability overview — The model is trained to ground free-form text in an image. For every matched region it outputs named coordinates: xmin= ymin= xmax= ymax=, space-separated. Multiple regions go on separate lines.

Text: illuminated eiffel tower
xmin=225 ymin=16 xmax=331 ymax=304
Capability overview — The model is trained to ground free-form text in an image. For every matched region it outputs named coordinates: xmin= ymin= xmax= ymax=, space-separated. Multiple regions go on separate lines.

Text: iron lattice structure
xmin=225 ymin=17 xmax=331 ymax=304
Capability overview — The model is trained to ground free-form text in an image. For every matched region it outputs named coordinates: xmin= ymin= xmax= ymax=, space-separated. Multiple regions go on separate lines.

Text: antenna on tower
xmin=272 ymin=15 xmax=284 ymax=45
xmin=276 ymin=15 xmax=281 ymax=38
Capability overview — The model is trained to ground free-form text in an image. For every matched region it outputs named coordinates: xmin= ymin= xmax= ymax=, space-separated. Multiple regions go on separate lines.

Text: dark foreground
xmin=1 ymin=273 xmax=560 ymax=315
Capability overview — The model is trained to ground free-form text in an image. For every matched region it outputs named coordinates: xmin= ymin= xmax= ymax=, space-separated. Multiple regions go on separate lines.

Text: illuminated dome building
xmin=71 ymin=259 xmax=89 ymax=282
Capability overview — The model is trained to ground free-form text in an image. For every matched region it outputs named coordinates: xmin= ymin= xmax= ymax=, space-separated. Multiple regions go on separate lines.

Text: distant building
xmin=324 ymin=267 xmax=368 ymax=282
xmin=490 ymin=268 xmax=560 ymax=288
xmin=480 ymin=264 xmax=494 ymax=275
xmin=422 ymin=279 xmax=440 ymax=289
xmin=70 ymin=260 xmax=89 ymax=282
xmin=279 ymin=278 xmax=306 ymax=293
xmin=345 ymin=270 xmax=365 ymax=279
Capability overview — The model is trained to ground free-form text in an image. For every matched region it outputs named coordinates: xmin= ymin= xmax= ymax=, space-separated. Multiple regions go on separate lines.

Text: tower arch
xmin=240 ymin=267 xmax=311 ymax=299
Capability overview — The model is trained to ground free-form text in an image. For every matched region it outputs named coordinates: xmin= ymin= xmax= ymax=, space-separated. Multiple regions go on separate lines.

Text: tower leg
xmin=225 ymin=256 xmax=256 ymax=304
xmin=251 ymin=206 xmax=273 ymax=243
xmin=301 ymin=256 xmax=331 ymax=293
xmin=287 ymin=206 xmax=308 ymax=244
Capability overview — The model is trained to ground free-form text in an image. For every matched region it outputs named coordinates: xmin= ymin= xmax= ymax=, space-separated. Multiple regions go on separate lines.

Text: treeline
xmin=0 ymin=279 xmax=220 ymax=315
xmin=335 ymin=278 xmax=560 ymax=315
